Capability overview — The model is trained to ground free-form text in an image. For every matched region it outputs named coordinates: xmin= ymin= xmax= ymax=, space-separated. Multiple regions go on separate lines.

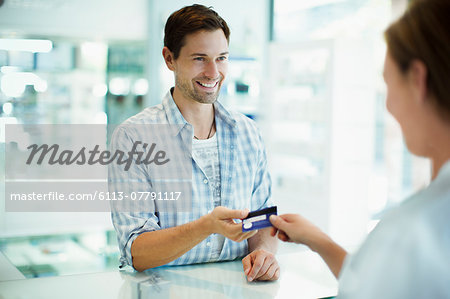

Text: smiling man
xmin=109 ymin=4 xmax=279 ymax=282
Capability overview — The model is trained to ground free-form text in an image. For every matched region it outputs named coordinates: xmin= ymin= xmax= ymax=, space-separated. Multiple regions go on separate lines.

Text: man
xmin=109 ymin=4 xmax=279 ymax=282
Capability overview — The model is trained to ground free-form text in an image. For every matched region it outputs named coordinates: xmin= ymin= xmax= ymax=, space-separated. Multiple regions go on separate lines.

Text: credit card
xmin=242 ymin=206 xmax=277 ymax=232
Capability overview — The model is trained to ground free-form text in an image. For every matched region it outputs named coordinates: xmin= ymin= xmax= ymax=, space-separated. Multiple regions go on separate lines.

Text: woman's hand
xmin=269 ymin=214 xmax=325 ymax=249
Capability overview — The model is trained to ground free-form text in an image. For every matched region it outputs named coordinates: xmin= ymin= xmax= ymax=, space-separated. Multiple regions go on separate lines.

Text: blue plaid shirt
xmin=109 ymin=89 xmax=273 ymax=269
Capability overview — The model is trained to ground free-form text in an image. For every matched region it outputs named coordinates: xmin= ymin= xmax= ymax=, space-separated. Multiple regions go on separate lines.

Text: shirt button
xmin=203 ymin=179 xmax=208 ymax=184
xmin=206 ymin=242 xmax=211 ymax=246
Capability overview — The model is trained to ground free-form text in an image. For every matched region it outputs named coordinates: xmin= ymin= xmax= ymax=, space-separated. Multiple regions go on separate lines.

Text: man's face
xmin=170 ymin=29 xmax=229 ymax=104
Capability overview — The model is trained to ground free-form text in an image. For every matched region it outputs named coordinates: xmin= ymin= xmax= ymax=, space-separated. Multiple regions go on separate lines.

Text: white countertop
xmin=0 ymin=252 xmax=25 ymax=282
xmin=0 ymin=250 xmax=337 ymax=299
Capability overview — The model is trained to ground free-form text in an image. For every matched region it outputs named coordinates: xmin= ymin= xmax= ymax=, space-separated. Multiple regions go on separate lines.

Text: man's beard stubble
xmin=175 ymin=76 xmax=221 ymax=104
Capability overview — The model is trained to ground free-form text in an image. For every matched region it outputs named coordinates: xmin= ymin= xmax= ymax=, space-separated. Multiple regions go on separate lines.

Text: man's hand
xmin=242 ymin=249 xmax=280 ymax=282
xmin=206 ymin=206 xmax=258 ymax=242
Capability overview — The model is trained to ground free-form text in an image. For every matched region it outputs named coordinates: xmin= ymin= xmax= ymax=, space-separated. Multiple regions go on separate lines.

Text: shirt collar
xmin=213 ymin=99 xmax=237 ymax=129
xmin=162 ymin=88 xmax=237 ymax=136
xmin=162 ymin=89 xmax=188 ymax=125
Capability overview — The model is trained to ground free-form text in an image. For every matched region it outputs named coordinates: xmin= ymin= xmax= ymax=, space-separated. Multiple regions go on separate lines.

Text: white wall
xmin=0 ymin=0 xmax=147 ymax=40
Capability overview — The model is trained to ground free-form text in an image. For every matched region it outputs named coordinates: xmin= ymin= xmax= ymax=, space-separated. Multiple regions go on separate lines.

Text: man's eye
xmin=217 ymin=56 xmax=228 ymax=61
xmin=194 ymin=57 xmax=205 ymax=61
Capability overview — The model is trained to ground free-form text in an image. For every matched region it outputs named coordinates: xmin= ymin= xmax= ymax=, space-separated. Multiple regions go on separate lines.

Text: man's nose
xmin=204 ymin=60 xmax=219 ymax=79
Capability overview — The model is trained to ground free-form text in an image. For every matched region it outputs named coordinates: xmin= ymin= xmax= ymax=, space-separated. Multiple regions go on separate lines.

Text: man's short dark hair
xmin=164 ymin=4 xmax=230 ymax=59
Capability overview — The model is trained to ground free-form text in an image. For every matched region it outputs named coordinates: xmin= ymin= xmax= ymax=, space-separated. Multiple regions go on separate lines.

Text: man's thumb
xmin=220 ymin=207 xmax=249 ymax=219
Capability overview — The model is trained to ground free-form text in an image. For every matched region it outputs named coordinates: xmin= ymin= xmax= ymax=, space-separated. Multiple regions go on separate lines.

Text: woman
xmin=270 ymin=0 xmax=450 ymax=297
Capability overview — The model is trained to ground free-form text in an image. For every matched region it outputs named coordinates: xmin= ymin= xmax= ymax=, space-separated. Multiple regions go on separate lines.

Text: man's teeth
xmin=198 ymin=82 xmax=217 ymax=88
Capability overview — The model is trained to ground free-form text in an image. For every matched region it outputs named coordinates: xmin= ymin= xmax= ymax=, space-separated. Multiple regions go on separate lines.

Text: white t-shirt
xmin=338 ymin=160 xmax=450 ymax=298
xmin=192 ymin=133 xmax=224 ymax=260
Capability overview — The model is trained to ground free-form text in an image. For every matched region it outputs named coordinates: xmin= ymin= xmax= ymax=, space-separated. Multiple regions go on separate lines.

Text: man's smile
xmin=196 ymin=80 xmax=219 ymax=90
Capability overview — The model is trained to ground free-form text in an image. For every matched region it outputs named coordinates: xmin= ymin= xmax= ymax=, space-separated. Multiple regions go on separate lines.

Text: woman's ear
xmin=162 ymin=47 xmax=176 ymax=71
xmin=408 ymin=59 xmax=428 ymax=104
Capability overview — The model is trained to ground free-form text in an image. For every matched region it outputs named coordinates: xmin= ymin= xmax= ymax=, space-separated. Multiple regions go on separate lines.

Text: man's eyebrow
xmin=190 ymin=52 xmax=229 ymax=56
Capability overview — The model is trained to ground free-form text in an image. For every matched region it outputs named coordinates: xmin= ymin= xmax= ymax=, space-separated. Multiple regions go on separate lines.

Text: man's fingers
xmin=274 ymin=268 xmax=280 ymax=280
xmin=253 ymin=255 xmax=273 ymax=281
xmin=217 ymin=207 xmax=249 ymax=219
xmin=248 ymin=254 xmax=265 ymax=282
xmin=242 ymin=230 xmax=258 ymax=240
xmin=225 ymin=224 xmax=257 ymax=242
xmin=242 ymin=255 xmax=251 ymax=276
xmin=257 ymin=262 xmax=279 ymax=281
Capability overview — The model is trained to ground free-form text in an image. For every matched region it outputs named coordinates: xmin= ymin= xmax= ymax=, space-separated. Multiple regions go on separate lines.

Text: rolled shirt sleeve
xmin=108 ymin=126 xmax=160 ymax=268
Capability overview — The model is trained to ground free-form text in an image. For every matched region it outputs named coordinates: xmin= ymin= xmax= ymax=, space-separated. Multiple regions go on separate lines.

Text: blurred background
xmin=0 ymin=0 xmax=430 ymax=278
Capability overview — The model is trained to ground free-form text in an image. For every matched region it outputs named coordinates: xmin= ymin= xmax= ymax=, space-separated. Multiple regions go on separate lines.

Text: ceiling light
xmin=0 ymin=38 xmax=53 ymax=53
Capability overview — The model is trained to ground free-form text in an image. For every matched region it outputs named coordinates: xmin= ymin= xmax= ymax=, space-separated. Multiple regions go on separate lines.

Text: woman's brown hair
xmin=385 ymin=0 xmax=450 ymax=117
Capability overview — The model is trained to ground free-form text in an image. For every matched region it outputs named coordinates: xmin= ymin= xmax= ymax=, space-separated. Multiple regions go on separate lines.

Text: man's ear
xmin=408 ymin=59 xmax=428 ymax=104
xmin=162 ymin=47 xmax=176 ymax=71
